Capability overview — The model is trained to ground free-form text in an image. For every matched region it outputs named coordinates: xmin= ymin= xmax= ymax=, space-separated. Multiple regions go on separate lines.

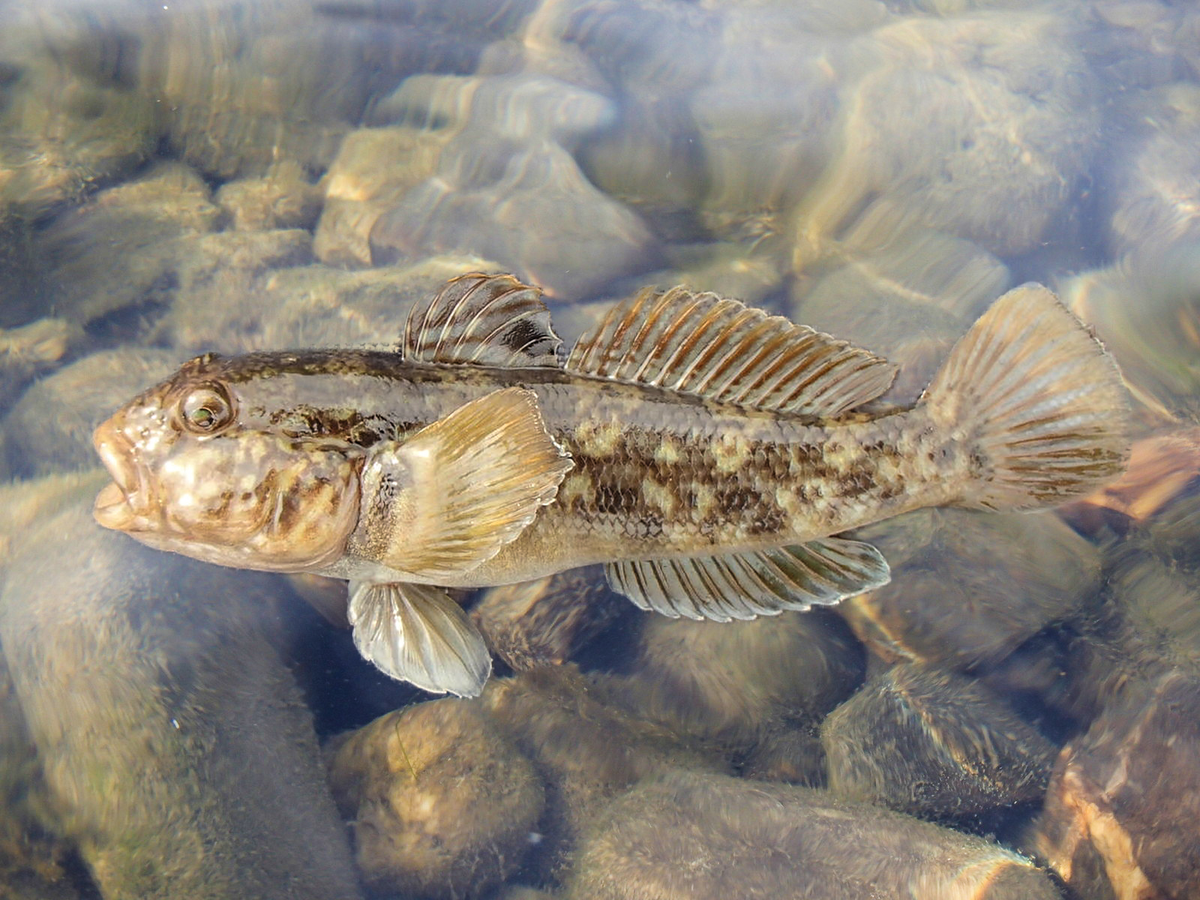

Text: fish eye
xmin=179 ymin=385 xmax=234 ymax=434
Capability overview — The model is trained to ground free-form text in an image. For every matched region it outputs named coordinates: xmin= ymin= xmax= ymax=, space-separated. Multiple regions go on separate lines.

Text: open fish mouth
xmin=93 ymin=480 xmax=137 ymax=530
xmin=92 ymin=418 xmax=149 ymax=532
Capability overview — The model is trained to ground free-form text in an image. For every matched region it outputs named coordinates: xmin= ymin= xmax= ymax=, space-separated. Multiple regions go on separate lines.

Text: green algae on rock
xmin=327 ymin=697 xmax=545 ymax=900
xmin=822 ymin=663 xmax=1056 ymax=820
xmin=0 ymin=472 xmax=362 ymax=900
xmin=567 ymin=770 xmax=1062 ymax=899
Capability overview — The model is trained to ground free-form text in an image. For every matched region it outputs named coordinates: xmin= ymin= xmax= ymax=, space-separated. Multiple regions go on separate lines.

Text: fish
xmin=92 ymin=273 xmax=1131 ymax=697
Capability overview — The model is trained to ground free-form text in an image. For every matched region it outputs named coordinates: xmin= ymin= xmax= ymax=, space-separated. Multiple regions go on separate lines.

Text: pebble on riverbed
xmin=469 ymin=567 xmax=627 ymax=673
xmin=843 ymin=509 xmax=1101 ymax=670
xmin=481 ymin=666 xmax=723 ymax=882
xmin=567 ymin=770 xmax=1062 ymax=900
xmin=1034 ymin=669 xmax=1200 ymax=900
xmin=327 ymin=697 xmax=545 ymax=900
xmin=0 ymin=472 xmax=362 ymax=900
xmin=610 ymin=609 xmax=863 ymax=757
xmin=822 ymin=663 xmax=1057 ymax=820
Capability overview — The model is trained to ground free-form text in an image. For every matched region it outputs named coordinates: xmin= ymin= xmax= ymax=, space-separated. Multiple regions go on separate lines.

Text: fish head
xmin=92 ymin=354 xmax=362 ymax=572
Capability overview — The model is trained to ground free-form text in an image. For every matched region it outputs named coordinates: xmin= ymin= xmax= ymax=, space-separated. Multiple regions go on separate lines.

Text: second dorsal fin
xmin=566 ymin=286 xmax=896 ymax=416
xmin=403 ymin=273 xmax=563 ymax=368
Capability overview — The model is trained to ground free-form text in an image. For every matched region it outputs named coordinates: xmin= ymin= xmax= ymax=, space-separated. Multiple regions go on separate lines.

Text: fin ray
xmin=605 ymin=537 xmax=891 ymax=622
xmin=403 ymin=273 xmax=562 ymax=367
xmin=358 ymin=387 xmax=572 ymax=580
xmin=923 ymin=283 xmax=1132 ymax=510
xmin=567 ymin=286 xmax=896 ymax=416
xmin=348 ymin=581 xmax=491 ymax=696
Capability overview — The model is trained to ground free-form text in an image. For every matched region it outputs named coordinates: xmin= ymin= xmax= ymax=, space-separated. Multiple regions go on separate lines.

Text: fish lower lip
xmin=94 ymin=433 xmax=133 ymax=492
xmin=94 ymin=482 xmax=135 ymax=530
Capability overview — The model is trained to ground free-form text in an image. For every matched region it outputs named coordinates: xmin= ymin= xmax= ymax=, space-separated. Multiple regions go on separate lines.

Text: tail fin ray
xmin=924 ymin=284 xmax=1131 ymax=511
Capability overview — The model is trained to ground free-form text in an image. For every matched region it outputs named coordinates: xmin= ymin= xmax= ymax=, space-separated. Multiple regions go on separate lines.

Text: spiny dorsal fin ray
xmin=605 ymin=537 xmax=891 ymax=622
xmin=358 ymin=387 xmax=573 ymax=581
xmin=567 ymin=286 xmax=897 ymax=416
xmin=348 ymin=581 xmax=491 ymax=696
xmin=403 ymin=272 xmax=562 ymax=367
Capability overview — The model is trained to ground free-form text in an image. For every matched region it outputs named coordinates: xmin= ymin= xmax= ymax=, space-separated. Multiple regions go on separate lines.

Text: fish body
xmin=93 ymin=274 xmax=1131 ymax=696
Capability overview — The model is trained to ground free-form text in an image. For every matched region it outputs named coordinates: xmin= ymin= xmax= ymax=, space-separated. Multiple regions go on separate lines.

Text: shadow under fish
xmin=91 ymin=273 xmax=1131 ymax=697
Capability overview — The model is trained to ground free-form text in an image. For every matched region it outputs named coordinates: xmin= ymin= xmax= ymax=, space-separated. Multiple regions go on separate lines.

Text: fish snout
xmin=92 ymin=415 xmax=143 ymax=531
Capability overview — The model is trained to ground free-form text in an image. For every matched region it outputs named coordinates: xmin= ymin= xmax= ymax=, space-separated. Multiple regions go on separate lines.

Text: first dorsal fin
xmin=403 ymin=273 xmax=563 ymax=368
xmin=566 ymin=286 xmax=896 ymax=416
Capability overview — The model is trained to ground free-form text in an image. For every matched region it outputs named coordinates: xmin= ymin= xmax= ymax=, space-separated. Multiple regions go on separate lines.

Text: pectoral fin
xmin=356 ymin=386 xmax=573 ymax=581
xmin=347 ymin=581 xmax=491 ymax=697
xmin=605 ymin=537 xmax=890 ymax=622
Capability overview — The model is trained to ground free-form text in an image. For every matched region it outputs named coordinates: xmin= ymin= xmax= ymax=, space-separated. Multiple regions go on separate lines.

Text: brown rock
xmin=327 ymin=698 xmax=544 ymax=900
xmin=1035 ymin=671 xmax=1200 ymax=899
xmin=469 ymin=567 xmax=626 ymax=672
xmin=614 ymin=609 xmax=863 ymax=755
xmin=481 ymin=666 xmax=722 ymax=881
xmin=822 ymin=663 xmax=1057 ymax=819
xmin=843 ymin=509 xmax=1100 ymax=670
xmin=567 ymin=770 xmax=1062 ymax=900
xmin=0 ymin=472 xmax=361 ymax=900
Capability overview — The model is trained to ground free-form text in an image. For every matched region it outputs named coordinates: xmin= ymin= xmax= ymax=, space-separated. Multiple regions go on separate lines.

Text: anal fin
xmin=605 ymin=537 xmax=890 ymax=622
xmin=348 ymin=581 xmax=492 ymax=697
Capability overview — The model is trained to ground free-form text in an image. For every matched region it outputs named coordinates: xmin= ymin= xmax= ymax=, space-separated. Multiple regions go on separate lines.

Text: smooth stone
xmin=843 ymin=509 xmax=1101 ymax=670
xmin=567 ymin=770 xmax=1061 ymax=899
xmin=327 ymin=698 xmax=544 ymax=900
xmin=822 ymin=663 xmax=1056 ymax=819
xmin=1034 ymin=670 xmax=1200 ymax=899
xmin=0 ymin=472 xmax=362 ymax=900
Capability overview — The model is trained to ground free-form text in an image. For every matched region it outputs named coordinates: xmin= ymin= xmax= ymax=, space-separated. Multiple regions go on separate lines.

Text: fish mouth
xmin=92 ymin=417 xmax=147 ymax=532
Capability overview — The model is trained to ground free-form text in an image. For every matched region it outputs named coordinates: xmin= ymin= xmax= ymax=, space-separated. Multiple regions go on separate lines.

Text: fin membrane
xmin=605 ymin=537 xmax=891 ymax=622
xmin=404 ymin=272 xmax=562 ymax=367
xmin=359 ymin=387 xmax=572 ymax=581
xmin=923 ymin=283 xmax=1132 ymax=510
xmin=567 ymin=285 xmax=896 ymax=416
xmin=348 ymin=581 xmax=491 ymax=696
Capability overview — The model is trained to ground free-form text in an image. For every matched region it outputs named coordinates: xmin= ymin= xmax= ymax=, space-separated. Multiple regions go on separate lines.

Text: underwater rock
xmin=371 ymin=138 xmax=655 ymax=299
xmin=216 ymin=160 xmax=322 ymax=233
xmin=0 ymin=472 xmax=362 ymax=900
xmin=1064 ymin=244 xmax=1200 ymax=425
xmin=690 ymin=6 xmax=842 ymax=243
xmin=0 ymin=5 xmax=159 ymax=221
xmin=0 ymin=649 xmax=80 ymax=900
xmin=822 ymin=663 xmax=1056 ymax=819
xmin=327 ymin=698 xmax=544 ymax=900
xmin=792 ymin=12 xmax=1096 ymax=268
xmin=1059 ymin=428 xmax=1200 ymax=537
xmin=481 ymin=666 xmax=722 ymax=882
xmin=0 ymin=318 xmax=81 ymax=412
xmin=313 ymin=126 xmax=454 ymax=267
xmin=469 ymin=566 xmax=626 ymax=673
xmin=2 ymin=347 xmax=178 ymax=478
xmin=150 ymin=228 xmax=314 ymax=352
xmin=613 ymin=609 xmax=863 ymax=756
xmin=843 ymin=509 xmax=1101 ymax=670
xmin=167 ymin=255 xmax=496 ymax=355
xmin=791 ymin=214 xmax=1008 ymax=404
xmin=365 ymin=73 xmax=655 ymax=299
xmin=36 ymin=162 xmax=221 ymax=326
xmin=740 ymin=724 xmax=826 ymax=787
xmin=1100 ymin=489 xmax=1200 ymax=673
xmin=1098 ymin=84 xmax=1200 ymax=259
xmin=567 ymin=770 xmax=1061 ymax=899
xmin=1034 ymin=670 xmax=1200 ymax=900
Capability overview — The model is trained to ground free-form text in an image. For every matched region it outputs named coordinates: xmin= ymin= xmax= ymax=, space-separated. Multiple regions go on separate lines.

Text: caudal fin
xmin=923 ymin=284 xmax=1131 ymax=511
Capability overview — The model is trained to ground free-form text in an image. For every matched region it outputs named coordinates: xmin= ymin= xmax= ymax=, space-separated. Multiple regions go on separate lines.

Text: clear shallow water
xmin=0 ymin=1 xmax=1198 ymax=898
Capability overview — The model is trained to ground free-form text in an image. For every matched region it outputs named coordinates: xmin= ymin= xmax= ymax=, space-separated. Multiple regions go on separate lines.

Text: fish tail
xmin=923 ymin=284 xmax=1131 ymax=511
